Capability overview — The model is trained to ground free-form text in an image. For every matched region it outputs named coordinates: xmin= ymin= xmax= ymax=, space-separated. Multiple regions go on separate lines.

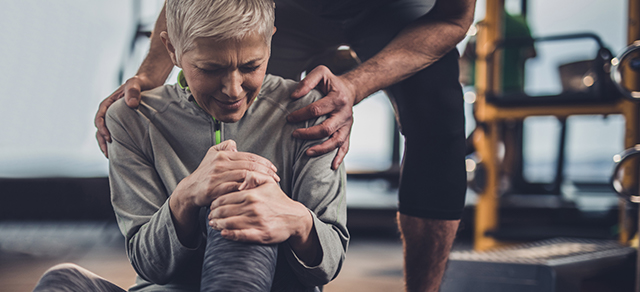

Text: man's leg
xmin=346 ymin=2 xmax=467 ymax=290
xmin=399 ymin=215 xmax=459 ymax=292
xmin=33 ymin=263 xmax=125 ymax=292
xmin=391 ymin=49 xmax=466 ymax=292
xmin=200 ymin=217 xmax=278 ymax=292
xmin=390 ymin=48 xmax=466 ymax=292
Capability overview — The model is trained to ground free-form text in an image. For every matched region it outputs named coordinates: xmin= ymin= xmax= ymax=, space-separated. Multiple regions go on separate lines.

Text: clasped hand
xmin=175 ymin=140 xmax=280 ymax=208
xmin=175 ymin=140 xmax=311 ymax=245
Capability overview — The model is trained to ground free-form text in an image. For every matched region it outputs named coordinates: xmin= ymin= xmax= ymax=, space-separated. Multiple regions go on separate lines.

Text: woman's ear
xmin=272 ymin=26 xmax=277 ymax=36
xmin=160 ymin=31 xmax=180 ymax=67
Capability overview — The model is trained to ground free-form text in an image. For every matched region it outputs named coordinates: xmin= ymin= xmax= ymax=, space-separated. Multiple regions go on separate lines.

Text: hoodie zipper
xmin=213 ymin=118 xmax=221 ymax=145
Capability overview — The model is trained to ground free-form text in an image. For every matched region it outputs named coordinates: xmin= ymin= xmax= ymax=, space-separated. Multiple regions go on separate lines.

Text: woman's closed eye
xmin=240 ymin=65 xmax=260 ymax=73
xmin=198 ymin=67 xmax=224 ymax=75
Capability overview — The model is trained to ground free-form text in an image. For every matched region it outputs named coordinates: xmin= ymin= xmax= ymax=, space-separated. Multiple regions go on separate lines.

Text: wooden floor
xmin=0 ymin=222 xmax=404 ymax=292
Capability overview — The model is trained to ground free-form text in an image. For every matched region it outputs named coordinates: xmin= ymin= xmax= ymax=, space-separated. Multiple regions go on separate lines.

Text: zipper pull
xmin=213 ymin=118 xmax=221 ymax=145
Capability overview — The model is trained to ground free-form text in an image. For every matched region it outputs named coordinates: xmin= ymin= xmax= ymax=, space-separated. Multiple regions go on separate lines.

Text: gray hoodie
xmin=106 ymin=74 xmax=348 ymax=291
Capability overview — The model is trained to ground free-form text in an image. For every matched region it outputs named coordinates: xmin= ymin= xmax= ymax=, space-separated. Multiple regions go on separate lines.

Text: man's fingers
xmin=96 ymin=132 xmax=109 ymax=158
xmin=291 ymin=65 xmax=331 ymax=99
xmin=291 ymin=108 xmax=348 ymax=141
xmin=304 ymin=124 xmax=350 ymax=157
xmin=287 ymin=93 xmax=337 ymax=123
xmin=331 ymin=139 xmax=350 ymax=170
xmin=123 ymin=78 xmax=143 ymax=109
xmin=292 ymin=122 xmax=333 ymax=141
xmin=95 ymin=86 xmax=124 ymax=125
xmin=95 ymin=75 xmax=155 ymax=159
xmin=95 ymin=86 xmax=125 ymax=149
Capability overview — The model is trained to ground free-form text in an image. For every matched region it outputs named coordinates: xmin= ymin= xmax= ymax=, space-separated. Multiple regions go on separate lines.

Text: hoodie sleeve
xmin=106 ymin=100 xmax=203 ymax=285
xmin=281 ymin=91 xmax=349 ymax=286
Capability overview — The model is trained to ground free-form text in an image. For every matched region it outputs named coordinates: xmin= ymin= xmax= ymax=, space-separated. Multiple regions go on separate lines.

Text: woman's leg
xmin=200 ymin=222 xmax=278 ymax=291
xmin=33 ymin=263 xmax=125 ymax=292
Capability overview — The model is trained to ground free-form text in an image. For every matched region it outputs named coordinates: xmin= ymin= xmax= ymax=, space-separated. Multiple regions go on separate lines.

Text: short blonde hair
xmin=166 ymin=0 xmax=275 ymax=66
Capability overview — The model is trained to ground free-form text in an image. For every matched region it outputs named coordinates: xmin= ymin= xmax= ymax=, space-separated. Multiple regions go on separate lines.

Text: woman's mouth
xmin=213 ymin=97 xmax=244 ymax=111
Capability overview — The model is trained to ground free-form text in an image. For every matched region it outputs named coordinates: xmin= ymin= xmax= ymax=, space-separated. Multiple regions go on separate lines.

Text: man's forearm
xmin=138 ymin=3 xmax=174 ymax=86
xmin=343 ymin=0 xmax=476 ymax=104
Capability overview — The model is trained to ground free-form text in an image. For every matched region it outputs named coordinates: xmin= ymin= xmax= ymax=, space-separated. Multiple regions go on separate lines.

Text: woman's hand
xmin=173 ymin=140 xmax=280 ymax=209
xmin=208 ymin=181 xmax=320 ymax=265
xmin=169 ymin=140 xmax=280 ymax=247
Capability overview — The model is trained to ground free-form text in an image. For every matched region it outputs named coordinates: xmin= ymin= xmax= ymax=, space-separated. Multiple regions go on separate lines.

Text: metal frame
xmin=472 ymin=0 xmax=640 ymax=251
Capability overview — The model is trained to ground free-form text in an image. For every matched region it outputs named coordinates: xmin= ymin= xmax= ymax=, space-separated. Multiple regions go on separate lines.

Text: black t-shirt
xmin=289 ymin=0 xmax=396 ymax=18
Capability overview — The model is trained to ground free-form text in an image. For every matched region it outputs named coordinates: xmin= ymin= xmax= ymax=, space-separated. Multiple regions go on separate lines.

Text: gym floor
xmin=0 ymin=221 xmax=407 ymax=292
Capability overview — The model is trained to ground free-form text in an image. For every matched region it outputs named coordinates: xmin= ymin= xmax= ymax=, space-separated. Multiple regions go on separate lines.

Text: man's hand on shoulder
xmin=287 ymin=65 xmax=357 ymax=170
xmin=95 ymin=75 xmax=157 ymax=158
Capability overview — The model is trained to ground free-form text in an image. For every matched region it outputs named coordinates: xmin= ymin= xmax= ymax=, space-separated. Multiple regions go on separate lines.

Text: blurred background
xmin=0 ymin=0 xmax=637 ymax=291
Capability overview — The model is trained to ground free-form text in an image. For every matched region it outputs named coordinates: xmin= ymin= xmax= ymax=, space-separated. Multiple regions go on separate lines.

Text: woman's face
xmin=179 ymin=32 xmax=270 ymax=122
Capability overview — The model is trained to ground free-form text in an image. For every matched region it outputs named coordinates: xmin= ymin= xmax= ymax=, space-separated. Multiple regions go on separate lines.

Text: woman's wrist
xmin=288 ymin=205 xmax=321 ymax=266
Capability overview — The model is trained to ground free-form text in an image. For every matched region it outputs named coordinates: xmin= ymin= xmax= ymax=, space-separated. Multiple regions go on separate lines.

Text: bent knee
xmin=34 ymin=263 xmax=92 ymax=292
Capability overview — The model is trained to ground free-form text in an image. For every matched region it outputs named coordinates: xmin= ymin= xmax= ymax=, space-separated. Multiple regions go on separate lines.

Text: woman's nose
xmin=221 ymin=70 xmax=243 ymax=98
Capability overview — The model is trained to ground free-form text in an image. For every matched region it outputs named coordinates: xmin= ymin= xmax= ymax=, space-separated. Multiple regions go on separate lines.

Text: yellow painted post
xmin=473 ymin=0 xmax=505 ymax=251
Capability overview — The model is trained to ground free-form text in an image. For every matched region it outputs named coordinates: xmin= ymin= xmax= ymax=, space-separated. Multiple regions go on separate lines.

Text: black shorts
xmin=268 ymin=0 xmax=467 ymax=220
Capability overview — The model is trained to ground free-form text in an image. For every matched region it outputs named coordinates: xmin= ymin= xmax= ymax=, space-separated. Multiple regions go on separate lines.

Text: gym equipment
xmin=441 ymin=238 xmax=635 ymax=292
xmin=471 ymin=0 xmax=640 ymax=251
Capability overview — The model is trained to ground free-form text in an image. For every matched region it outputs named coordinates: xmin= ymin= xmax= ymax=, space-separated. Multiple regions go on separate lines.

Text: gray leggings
xmin=200 ymin=227 xmax=278 ymax=292
xmin=33 ymin=228 xmax=278 ymax=292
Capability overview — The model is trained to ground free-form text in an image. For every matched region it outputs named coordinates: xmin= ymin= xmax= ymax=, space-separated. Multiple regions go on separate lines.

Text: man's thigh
xmin=390 ymin=50 xmax=467 ymax=220
xmin=270 ymin=0 xmax=466 ymax=219
xmin=344 ymin=0 xmax=466 ymax=219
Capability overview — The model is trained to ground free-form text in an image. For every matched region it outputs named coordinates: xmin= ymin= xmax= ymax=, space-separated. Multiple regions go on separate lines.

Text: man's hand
xmin=287 ymin=65 xmax=357 ymax=170
xmin=95 ymin=75 xmax=157 ymax=158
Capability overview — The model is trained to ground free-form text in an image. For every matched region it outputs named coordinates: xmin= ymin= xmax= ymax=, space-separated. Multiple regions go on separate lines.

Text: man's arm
xmin=95 ymin=3 xmax=173 ymax=157
xmin=133 ymin=4 xmax=173 ymax=91
xmin=288 ymin=0 xmax=476 ymax=168
xmin=342 ymin=0 xmax=475 ymax=102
